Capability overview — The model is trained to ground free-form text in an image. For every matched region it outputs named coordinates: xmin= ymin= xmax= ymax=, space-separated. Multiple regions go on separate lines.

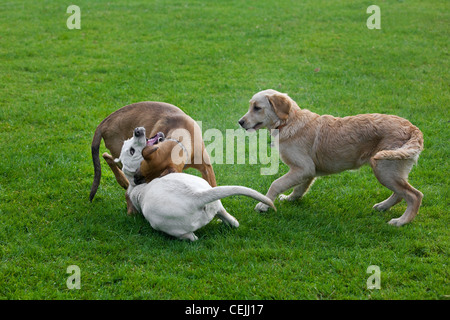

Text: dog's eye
xmin=130 ymin=147 xmax=135 ymax=156
xmin=254 ymin=106 xmax=261 ymax=111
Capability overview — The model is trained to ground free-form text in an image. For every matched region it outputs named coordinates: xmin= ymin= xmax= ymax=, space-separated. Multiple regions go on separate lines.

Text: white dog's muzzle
xmin=115 ymin=129 xmax=165 ymax=176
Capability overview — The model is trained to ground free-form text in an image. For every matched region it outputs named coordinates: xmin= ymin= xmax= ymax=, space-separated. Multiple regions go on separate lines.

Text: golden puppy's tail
xmin=197 ymin=186 xmax=276 ymax=211
xmin=373 ymin=127 xmax=424 ymax=161
xmin=89 ymin=125 xmax=103 ymax=202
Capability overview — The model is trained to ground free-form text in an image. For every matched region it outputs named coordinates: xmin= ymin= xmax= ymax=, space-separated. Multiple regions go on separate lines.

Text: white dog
xmin=115 ymin=127 xmax=276 ymax=241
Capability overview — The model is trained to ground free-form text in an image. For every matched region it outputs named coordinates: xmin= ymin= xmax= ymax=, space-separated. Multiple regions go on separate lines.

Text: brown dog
xmin=89 ymin=101 xmax=216 ymax=205
xmin=239 ymin=89 xmax=424 ymax=226
xmin=134 ymin=139 xmax=187 ymax=184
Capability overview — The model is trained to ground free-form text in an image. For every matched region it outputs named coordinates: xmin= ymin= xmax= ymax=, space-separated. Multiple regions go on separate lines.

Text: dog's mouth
xmin=146 ymin=132 xmax=165 ymax=146
xmin=249 ymin=122 xmax=263 ymax=131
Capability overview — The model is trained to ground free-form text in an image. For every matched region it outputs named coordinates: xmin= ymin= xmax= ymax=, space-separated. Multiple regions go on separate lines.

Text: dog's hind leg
xmin=102 ymin=152 xmax=129 ymax=190
xmin=215 ymin=203 xmax=239 ymax=228
xmin=200 ymin=164 xmax=218 ymax=187
xmin=371 ymin=158 xmax=423 ymax=226
xmin=179 ymin=232 xmax=198 ymax=241
xmin=189 ymin=162 xmax=218 ymax=187
xmin=189 ymin=163 xmax=236 ymax=224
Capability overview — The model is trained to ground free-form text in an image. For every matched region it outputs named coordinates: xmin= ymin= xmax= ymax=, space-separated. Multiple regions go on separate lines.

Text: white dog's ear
xmin=267 ymin=93 xmax=292 ymax=120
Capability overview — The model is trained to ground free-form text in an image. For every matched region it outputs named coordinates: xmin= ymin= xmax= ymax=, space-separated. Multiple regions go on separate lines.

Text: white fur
xmin=129 ymin=173 xmax=274 ymax=241
xmin=116 ymin=127 xmax=275 ymax=241
xmin=114 ymin=127 xmax=147 ymax=176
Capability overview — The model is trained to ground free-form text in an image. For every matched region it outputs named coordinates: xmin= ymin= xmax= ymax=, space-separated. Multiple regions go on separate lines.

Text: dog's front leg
xmin=278 ymin=177 xmax=316 ymax=202
xmin=255 ymin=168 xmax=310 ymax=212
xmin=102 ymin=152 xmax=129 ymax=190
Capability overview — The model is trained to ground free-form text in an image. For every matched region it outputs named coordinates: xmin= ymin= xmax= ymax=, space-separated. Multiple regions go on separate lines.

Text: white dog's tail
xmin=197 ymin=186 xmax=276 ymax=211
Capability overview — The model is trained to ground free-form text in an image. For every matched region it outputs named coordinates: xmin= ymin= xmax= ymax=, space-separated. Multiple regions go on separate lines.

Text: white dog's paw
xmin=388 ymin=218 xmax=406 ymax=227
xmin=180 ymin=232 xmax=198 ymax=241
xmin=255 ymin=202 xmax=270 ymax=212
xmin=229 ymin=217 xmax=239 ymax=228
xmin=221 ymin=216 xmax=239 ymax=228
xmin=218 ymin=209 xmax=239 ymax=228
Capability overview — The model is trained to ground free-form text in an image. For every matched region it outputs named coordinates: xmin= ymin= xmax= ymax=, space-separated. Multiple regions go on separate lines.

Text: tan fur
xmin=239 ymin=89 xmax=424 ymax=226
xmin=139 ymin=140 xmax=186 ymax=182
xmin=89 ymin=101 xmax=216 ymax=206
xmin=134 ymin=141 xmax=243 ymax=225
xmin=137 ymin=137 xmax=216 ymax=183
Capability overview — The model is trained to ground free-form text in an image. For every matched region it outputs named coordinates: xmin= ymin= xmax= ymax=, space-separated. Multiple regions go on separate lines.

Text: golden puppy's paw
xmin=278 ymin=194 xmax=291 ymax=202
xmin=255 ymin=202 xmax=270 ymax=212
xmin=388 ymin=218 xmax=406 ymax=227
xmin=373 ymin=202 xmax=388 ymax=211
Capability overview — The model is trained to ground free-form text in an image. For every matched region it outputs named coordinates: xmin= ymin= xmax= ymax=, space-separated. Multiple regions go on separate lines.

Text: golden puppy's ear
xmin=142 ymin=146 xmax=158 ymax=160
xmin=267 ymin=93 xmax=292 ymax=120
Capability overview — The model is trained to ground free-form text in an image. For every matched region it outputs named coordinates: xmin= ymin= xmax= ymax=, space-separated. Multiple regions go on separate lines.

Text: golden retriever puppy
xmin=238 ymin=89 xmax=424 ymax=226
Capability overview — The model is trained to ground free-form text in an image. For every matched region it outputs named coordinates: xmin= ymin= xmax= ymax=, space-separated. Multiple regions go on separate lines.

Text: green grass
xmin=0 ymin=0 xmax=449 ymax=299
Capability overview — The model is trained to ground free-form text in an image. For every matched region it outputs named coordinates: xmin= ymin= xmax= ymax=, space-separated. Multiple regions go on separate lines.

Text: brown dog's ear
xmin=267 ymin=93 xmax=292 ymax=120
xmin=142 ymin=146 xmax=158 ymax=160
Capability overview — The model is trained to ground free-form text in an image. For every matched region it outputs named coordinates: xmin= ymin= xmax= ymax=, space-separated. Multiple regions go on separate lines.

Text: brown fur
xmin=89 ymin=101 xmax=216 ymax=206
xmin=239 ymin=89 xmax=424 ymax=226
xmin=132 ymin=127 xmax=236 ymax=223
xmin=136 ymin=137 xmax=216 ymax=183
xmin=138 ymin=140 xmax=185 ymax=182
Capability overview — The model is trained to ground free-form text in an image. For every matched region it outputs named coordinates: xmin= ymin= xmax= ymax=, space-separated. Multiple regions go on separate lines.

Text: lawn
xmin=0 ymin=0 xmax=448 ymax=300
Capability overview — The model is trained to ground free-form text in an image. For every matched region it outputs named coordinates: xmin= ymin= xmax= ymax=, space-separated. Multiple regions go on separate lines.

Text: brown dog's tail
xmin=373 ymin=126 xmax=424 ymax=161
xmin=89 ymin=125 xmax=103 ymax=202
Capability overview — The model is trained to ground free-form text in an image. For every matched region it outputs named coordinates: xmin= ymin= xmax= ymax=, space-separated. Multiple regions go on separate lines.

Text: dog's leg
xmin=387 ymin=181 xmax=422 ymax=226
xmin=217 ymin=212 xmax=239 ymax=228
xmin=125 ymin=192 xmax=139 ymax=216
xmin=198 ymin=163 xmax=239 ymax=224
xmin=189 ymin=163 xmax=218 ymax=187
xmin=279 ymin=177 xmax=315 ymax=202
xmin=102 ymin=152 xmax=129 ymax=190
xmin=373 ymin=193 xmax=402 ymax=211
xmin=371 ymin=158 xmax=423 ymax=226
xmin=179 ymin=232 xmax=198 ymax=241
xmin=217 ymin=207 xmax=238 ymax=228
xmin=103 ymin=152 xmax=137 ymax=215
xmin=203 ymin=164 xmax=218 ymax=187
xmin=189 ymin=162 xmax=237 ymax=226
xmin=215 ymin=202 xmax=239 ymax=228
xmin=255 ymin=168 xmax=311 ymax=212
xmin=188 ymin=163 xmax=237 ymax=226
xmin=202 ymin=150 xmax=218 ymax=187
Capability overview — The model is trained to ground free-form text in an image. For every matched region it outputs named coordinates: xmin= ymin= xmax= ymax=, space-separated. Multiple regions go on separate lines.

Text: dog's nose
xmin=134 ymin=127 xmax=143 ymax=137
xmin=134 ymin=170 xmax=145 ymax=185
xmin=238 ymin=119 xmax=245 ymax=127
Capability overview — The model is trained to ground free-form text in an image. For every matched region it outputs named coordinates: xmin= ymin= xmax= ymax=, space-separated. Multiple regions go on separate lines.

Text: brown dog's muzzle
xmin=133 ymin=132 xmax=165 ymax=185
xmin=134 ymin=168 xmax=146 ymax=185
